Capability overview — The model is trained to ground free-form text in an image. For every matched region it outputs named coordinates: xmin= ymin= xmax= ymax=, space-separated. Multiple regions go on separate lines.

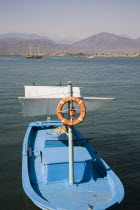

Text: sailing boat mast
xmin=30 ymin=43 xmax=31 ymax=56
xmin=38 ymin=44 xmax=40 ymax=56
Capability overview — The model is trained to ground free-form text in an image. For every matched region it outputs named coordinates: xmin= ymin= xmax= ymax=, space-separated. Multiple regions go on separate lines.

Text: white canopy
xmin=24 ymin=86 xmax=81 ymax=98
xmin=19 ymin=86 xmax=115 ymax=117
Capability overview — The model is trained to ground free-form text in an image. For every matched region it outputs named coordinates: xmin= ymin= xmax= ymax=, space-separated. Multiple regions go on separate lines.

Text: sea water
xmin=0 ymin=55 xmax=140 ymax=209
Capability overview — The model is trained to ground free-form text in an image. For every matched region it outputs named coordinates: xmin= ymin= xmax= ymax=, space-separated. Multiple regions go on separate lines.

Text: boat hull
xmin=22 ymin=121 xmax=124 ymax=210
xmin=26 ymin=55 xmax=42 ymax=59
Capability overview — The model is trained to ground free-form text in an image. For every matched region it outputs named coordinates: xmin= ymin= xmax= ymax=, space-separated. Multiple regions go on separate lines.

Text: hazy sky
xmin=0 ymin=0 xmax=140 ymax=41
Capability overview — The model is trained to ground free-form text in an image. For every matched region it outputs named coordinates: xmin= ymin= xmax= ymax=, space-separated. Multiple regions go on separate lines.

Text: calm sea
xmin=0 ymin=55 xmax=140 ymax=210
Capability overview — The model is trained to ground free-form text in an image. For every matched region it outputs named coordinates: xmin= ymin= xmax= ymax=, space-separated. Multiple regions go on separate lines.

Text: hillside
xmin=0 ymin=38 xmax=72 ymax=55
xmin=0 ymin=32 xmax=140 ymax=54
xmin=73 ymin=32 xmax=140 ymax=53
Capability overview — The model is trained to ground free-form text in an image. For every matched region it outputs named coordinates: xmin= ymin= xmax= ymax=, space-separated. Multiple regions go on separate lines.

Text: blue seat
xmin=42 ymin=146 xmax=93 ymax=183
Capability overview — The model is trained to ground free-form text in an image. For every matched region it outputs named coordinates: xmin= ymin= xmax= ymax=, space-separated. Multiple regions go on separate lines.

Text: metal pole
xmin=68 ymin=81 xmax=74 ymax=184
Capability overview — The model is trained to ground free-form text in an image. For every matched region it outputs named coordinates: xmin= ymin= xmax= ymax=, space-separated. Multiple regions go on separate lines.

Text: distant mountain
xmin=119 ymin=34 xmax=133 ymax=39
xmin=0 ymin=32 xmax=140 ymax=54
xmin=0 ymin=33 xmax=54 ymax=43
xmin=73 ymin=32 xmax=140 ymax=53
xmin=135 ymin=37 xmax=140 ymax=43
xmin=54 ymin=39 xmax=74 ymax=44
xmin=0 ymin=37 xmax=71 ymax=55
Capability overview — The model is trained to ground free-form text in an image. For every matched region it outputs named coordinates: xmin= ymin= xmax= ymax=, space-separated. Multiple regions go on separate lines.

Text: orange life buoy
xmin=56 ymin=96 xmax=86 ymax=125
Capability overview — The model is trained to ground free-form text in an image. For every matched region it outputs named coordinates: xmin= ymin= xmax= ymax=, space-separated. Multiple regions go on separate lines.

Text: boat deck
xmin=33 ymin=179 xmax=111 ymax=209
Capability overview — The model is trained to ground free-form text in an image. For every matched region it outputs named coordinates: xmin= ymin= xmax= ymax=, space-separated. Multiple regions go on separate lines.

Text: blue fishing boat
xmin=19 ymin=82 xmax=124 ymax=210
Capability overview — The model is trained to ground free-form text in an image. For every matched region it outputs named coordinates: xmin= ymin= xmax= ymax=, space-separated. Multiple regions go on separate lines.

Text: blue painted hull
xmin=22 ymin=121 xmax=124 ymax=210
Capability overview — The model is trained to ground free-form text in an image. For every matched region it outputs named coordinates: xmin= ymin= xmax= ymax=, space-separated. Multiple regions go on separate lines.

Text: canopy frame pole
xmin=68 ymin=81 xmax=74 ymax=184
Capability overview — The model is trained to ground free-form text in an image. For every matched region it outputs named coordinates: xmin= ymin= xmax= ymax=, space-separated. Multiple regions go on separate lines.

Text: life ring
xmin=56 ymin=96 xmax=86 ymax=125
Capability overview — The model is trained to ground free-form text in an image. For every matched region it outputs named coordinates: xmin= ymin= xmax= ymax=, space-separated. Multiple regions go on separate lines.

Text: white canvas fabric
xmin=19 ymin=86 xmax=115 ymax=117
xmin=24 ymin=86 xmax=81 ymax=98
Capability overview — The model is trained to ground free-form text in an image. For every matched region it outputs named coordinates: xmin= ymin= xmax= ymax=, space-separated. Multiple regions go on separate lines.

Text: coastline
xmin=0 ymin=52 xmax=140 ymax=57
xmin=50 ymin=52 xmax=140 ymax=57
